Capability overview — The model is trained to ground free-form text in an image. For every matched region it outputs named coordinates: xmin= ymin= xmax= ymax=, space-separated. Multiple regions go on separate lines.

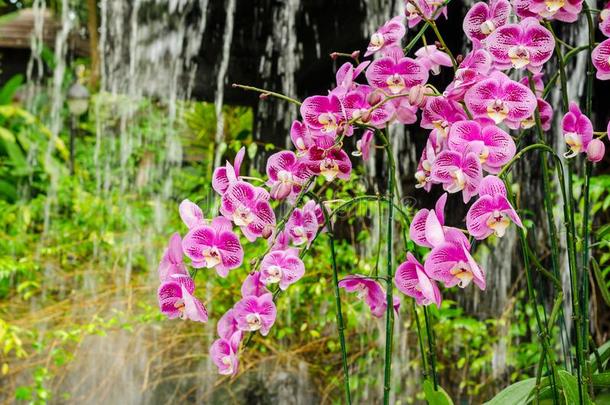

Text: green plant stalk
xmin=412 ymin=301 xmax=430 ymax=379
xmin=314 ymin=194 xmax=352 ymax=405
xmin=423 ymin=305 xmax=438 ymax=390
xmin=378 ymin=129 xmax=396 ymax=405
xmin=549 ymin=22 xmax=586 ymax=404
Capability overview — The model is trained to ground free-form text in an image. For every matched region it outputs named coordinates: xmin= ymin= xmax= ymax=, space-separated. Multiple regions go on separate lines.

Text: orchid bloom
xmin=157 ymin=275 xmax=208 ymax=322
xmin=233 ymin=293 xmax=277 ymax=336
xmin=366 ymin=54 xmax=429 ymax=95
xmin=444 ymin=49 xmax=492 ymax=100
xmin=464 ymin=72 xmax=537 ymax=125
xmin=158 ymin=232 xmax=188 ymax=281
xmin=300 ymin=94 xmax=348 ymax=136
xmin=415 ymin=133 xmax=441 ymax=191
xmin=338 ymin=275 xmax=400 ymax=318
xmin=486 ymin=17 xmax=555 ymax=72
xmin=182 ymin=217 xmax=244 ymax=277
xmin=331 ymin=61 xmax=371 ymax=98
xmin=240 ymin=271 xmax=270 ymax=298
xmin=212 ymin=147 xmax=246 ymax=195
xmin=353 ymin=130 xmax=374 ymax=161
xmin=304 ymin=146 xmax=352 ymax=182
xmin=260 ymin=250 xmax=305 ymax=290
xmin=220 ymin=181 xmax=276 ymax=241
xmin=601 ymin=4 xmax=610 ymax=37
xmin=466 ymin=175 xmax=523 ymax=239
xmin=266 ymin=151 xmax=311 ymax=200
xmin=285 ymin=204 xmax=319 ymax=246
xmin=512 ymin=0 xmax=583 ymax=23
xmin=409 ymin=193 xmax=470 ymax=248
xmin=447 ymin=120 xmax=516 ymax=173
xmin=179 ymin=199 xmax=205 ymax=229
xmin=425 ymin=241 xmax=486 ymax=290
xmin=405 ymin=0 xmax=448 ymax=28
xmin=395 ymin=253 xmax=442 ymax=307
xmin=592 ymin=39 xmax=610 ymax=81
xmin=561 ymin=102 xmax=593 ymax=158
xmin=343 ymin=86 xmax=394 ymax=128
xmin=463 ymin=0 xmax=511 ymax=42
xmin=430 ymin=150 xmax=483 ymax=203
xmin=420 ymin=97 xmax=468 ymax=140
xmin=518 ymin=97 xmax=553 ymax=131
xmin=365 ymin=16 xmax=406 ymax=56
xmin=414 ymin=45 xmax=453 ymax=75
xmin=217 ymin=309 xmax=242 ymax=341
xmin=210 ymin=333 xmax=241 ymax=376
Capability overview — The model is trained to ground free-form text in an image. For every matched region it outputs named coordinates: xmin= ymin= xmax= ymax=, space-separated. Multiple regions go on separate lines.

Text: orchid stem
xmin=231 ymin=83 xmax=302 ymax=106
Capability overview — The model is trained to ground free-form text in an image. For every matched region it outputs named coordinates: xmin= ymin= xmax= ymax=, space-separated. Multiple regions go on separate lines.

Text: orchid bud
xmin=351 ymin=50 xmax=360 ymax=59
xmin=329 ymin=52 xmax=339 ymax=60
xmin=434 ymin=41 xmax=442 ymax=49
xmin=262 ymin=226 xmax=273 ymax=239
xmin=270 ymin=182 xmax=292 ymax=200
xmin=408 ymin=84 xmax=427 ymax=107
xmin=367 ymin=90 xmax=383 ymax=105
xmin=456 ymin=54 xmax=464 ymax=64
xmin=360 ymin=110 xmax=372 ymax=123
xmin=586 ymin=139 xmax=605 ymax=163
xmin=260 ymin=93 xmax=269 ymax=100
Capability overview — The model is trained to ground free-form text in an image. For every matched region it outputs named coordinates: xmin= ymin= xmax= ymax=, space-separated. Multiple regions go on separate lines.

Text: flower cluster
xmin=157 ymin=0 xmax=609 ymax=378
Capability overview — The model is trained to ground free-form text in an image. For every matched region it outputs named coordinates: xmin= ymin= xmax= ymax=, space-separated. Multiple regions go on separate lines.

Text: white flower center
xmin=202 ymin=246 xmax=221 ymax=268
xmin=233 ymin=206 xmax=255 ymax=227
xmin=486 ymin=210 xmax=511 ymax=237
xmin=544 ymin=0 xmax=564 ymax=13
xmin=320 ymin=158 xmax=340 ymax=181
xmin=318 ymin=112 xmax=338 ymax=133
xmin=370 ymin=32 xmax=385 ymax=49
xmin=246 ymin=313 xmax=262 ymax=331
xmin=386 ymin=73 xmax=406 ymax=94
xmin=447 ymin=169 xmax=466 ymax=193
xmin=450 ymin=261 xmax=474 ymax=288
xmin=508 ymin=45 xmax=530 ymax=69
xmin=486 ymin=99 xmax=509 ymax=124
xmin=266 ymin=265 xmax=283 ymax=284
xmin=480 ymin=20 xmax=495 ymax=35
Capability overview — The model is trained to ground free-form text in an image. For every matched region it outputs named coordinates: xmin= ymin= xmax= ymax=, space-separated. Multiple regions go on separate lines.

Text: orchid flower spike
xmin=365 ymin=16 xmax=406 ymax=57
xmin=463 ymin=0 xmax=511 ymax=42
xmin=561 ymin=102 xmax=593 ymax=158
xmin=157 ymin=275 xmax=208 ymax=322
xmin=233 ymin=292 xmax=277 ymax=336
xmin=466 ymin=175 xmax=523 ymax=239
xmin=425 ymin=241 xmax=486 ymax=290
xmin=212 ymin=147 xmax=246 ymax=195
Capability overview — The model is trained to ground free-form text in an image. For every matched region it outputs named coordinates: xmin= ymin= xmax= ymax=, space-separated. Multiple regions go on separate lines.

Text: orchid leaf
xmin=484 ymin=378 xmax=535 ymax=405
xmin=423 ymin=380 xmax=453 ymax=405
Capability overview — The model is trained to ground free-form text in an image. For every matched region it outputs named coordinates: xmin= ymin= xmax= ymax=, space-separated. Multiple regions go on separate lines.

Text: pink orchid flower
xmin=210 ymin=333 xmax=241 ymax=376
xmin=445 ymin=49 xmax=493 ymax=100
xmin=260 ymin=250 xmax=305 ymax=290
xmin=395 ymin=252 xmax=442 ymax=307
xmin=415 ymin=133 xmax=441 ymax=191
xmin=587 ymin=139 xmax=606 ymax=163
xmin=421 ymin=97 xmax=468 ymax=140
xmin=212 ymin=147 xmax=246 ymax=195
xmin=464 ymin=71 xmax=537 ymax=125
xmin=513 ymin=0 xmax=583 ymax=23
xmin=266 ymin=151 xmax=311 ymax=200
xmin=601 ymin=4 xmax=610 ymax=37
xmin=158 ymin=232 xmax=188 ymax=281
xmin=592 ymin=39 xmax=610 ymax=80
xmin=366 ymin=54 xmax=429 ymax=95
xmin=405 ymin=0 xmax=448 ymax=28
xmin=241 ymin=271 xmax=270 ymax=298
xmin=343 ymin=86 xmax=394 ymax=128
xmin=447 ymin=120 xmax=516 ymax=173
xmin=518 ymin=97 xmax=553 ymax=131
xmin=217 ymin=308 xmax=242 ymax=341
xmin=178 ymin=199 xmax=205 ymax=229
xmin=157 ymin=275 xmax=208 ymax=322
xmin=182 ymin=217 xmax=244 ymax=277
xmin=463 ymin=0 xmax=511 ymax=42
xmin=425 ymin=241 xmax=486 ymax=290
xmin=338 ymin=275 xmax=400 ymax=318
xmin=334 ymin=61 xmax=371 ymax=94
xmin=518 ymin=72 xmax=545 ymax=97
xmin=300 ymin=94 xmax=349 ymax=136
xmin=409 ymin=193 xmax=470 ymax=248
xmin=234 ymin=292 xmax=277 ymax=336
xmin=286 ymin=204 xmax=319 ymax=246
xmin=365 ymin=16 xmax=406 ymax=57
xmin=353 ymin=130 xmax=374 ymax=161
xmin=486 ymin=17 xmax=555 ymax=72
xmin=466 ymin=175 xmax=523 ymax=239
xmin=391 ymin=97 xmax=419 ymax=124
xmin=220 ymin=181 xmax=276 ymax=241
xmin=415 ymin=45 xmax=453 ymax=75
xmin=304 ymin=146 xmax=352 ymax=182
xmin=430 ymin=151 xmax=483 ymax=203
xmin=562 ymin=102 xmax=593 ymax=158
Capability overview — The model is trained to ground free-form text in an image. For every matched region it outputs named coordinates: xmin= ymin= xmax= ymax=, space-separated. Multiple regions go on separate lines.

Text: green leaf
xmin=592 ymin=258 xmax=610 ymax=307
xmin=423 ymin=380 xmax=453 ymax=405
xmin=484 ymin=378 xmax=535 ymax=405
xmin=0 ymin=75 xmax=23 ymax=105
xmin=557 ymin=370 xmax=592 ymax=404
xmin=592 ymin=372 xmax=610 ymax=388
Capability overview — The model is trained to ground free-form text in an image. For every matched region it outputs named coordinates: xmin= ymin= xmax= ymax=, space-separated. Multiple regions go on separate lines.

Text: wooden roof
xmin=0 ymin=8 xmax=89 ymax=55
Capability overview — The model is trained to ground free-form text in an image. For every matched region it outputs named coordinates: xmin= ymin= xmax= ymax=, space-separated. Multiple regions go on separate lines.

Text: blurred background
xmin=1 ymin=0 xmax=609 ymax=404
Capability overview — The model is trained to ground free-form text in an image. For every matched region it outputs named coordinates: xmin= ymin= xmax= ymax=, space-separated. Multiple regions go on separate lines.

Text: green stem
xmin=423 ymin=305 xmax=438 ymax=390
xmin=231 ymin=83 xmax=302 ymax=105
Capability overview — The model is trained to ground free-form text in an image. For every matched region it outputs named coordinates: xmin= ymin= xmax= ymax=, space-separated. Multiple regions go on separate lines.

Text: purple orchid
xmin=466 ymin=175 xmax=523 ymax=239
xmin=592 ymin=39 xmax=610 ymax=81
xmin=464 ymin=71 xmax=537 ymax=125
xmin=409 ymin=193 xmax=470 ymax=249
xmin=512 ymin=0 xmax=583 ymax=23
xmin=260 ymin=250 xmax=305 ymax=290
xmin=266 ymin=151 xmax=311 ymax=200
xmin=343 ymin=86 xmax=393 ymax=128
xmin=158 ymin=232 xmax=188 ymax=282
xmin=421 ymin=96 xmax=468 ymax=141
xmin=300 ymin=94 xmax=349 ymax=136
xmin=304 ymin=146 xmax=352 ymax=182
xmin=338 ymin=275 xmax=400 ymax=318
xmin=212 ymin=147 xmax=246 ymax=195
xmin=240 ymin=271 xmax=270 ymax=298
xmin=217 ymin=308 xmax=242 ymax=341
xmin=366 ymin=54 xmax=429 ymax=95
xmin=445 ymin=49 xmax=493 ymax=100
xmin=447 ymin=120 xmax=516 ymax=173
xmin=233 ymin=293 xmax=277 ymax=336
xmin=178 ymin=199 xmax=205 ymax=229
xmin=365 ymin=16 xmax=406 ymax=57
xmin=561 ymin=102 xmax=593 ymax=158
xmin=157 ymin=275 xmax=208 ymax=322
xmin=182 ymin=217 xmax=244 ymax=277
xmin=395 ymin=253 xmax=442 ymax=308
xmin=425 ymin=241 xmax=486 ymax=290
xmin=415 ymin=45 xmax=453 ymax=75
xmin=601 ymin=4 xmax=610 ymax=37
xmin=463 ymin=0 xmax=511 ymax=42
xmin=333 ymin=61 xmax=371 ymax=97
xmin=430 ymin=150 xmax=483 ymax=203
xmin=353 ymin=130 xmax=374 ymax=161
xmin=405 ymin=0 xmax=448 ymax=28
xmin=285 ymin=204 xmax=319 ymax=247
xmin=210 ymin=333 xmax=241 ymax=376
xmin=415 ymin=133 xmax=441 ymax=191
xmin=220 ymin=181 xmax=276 ymax=241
